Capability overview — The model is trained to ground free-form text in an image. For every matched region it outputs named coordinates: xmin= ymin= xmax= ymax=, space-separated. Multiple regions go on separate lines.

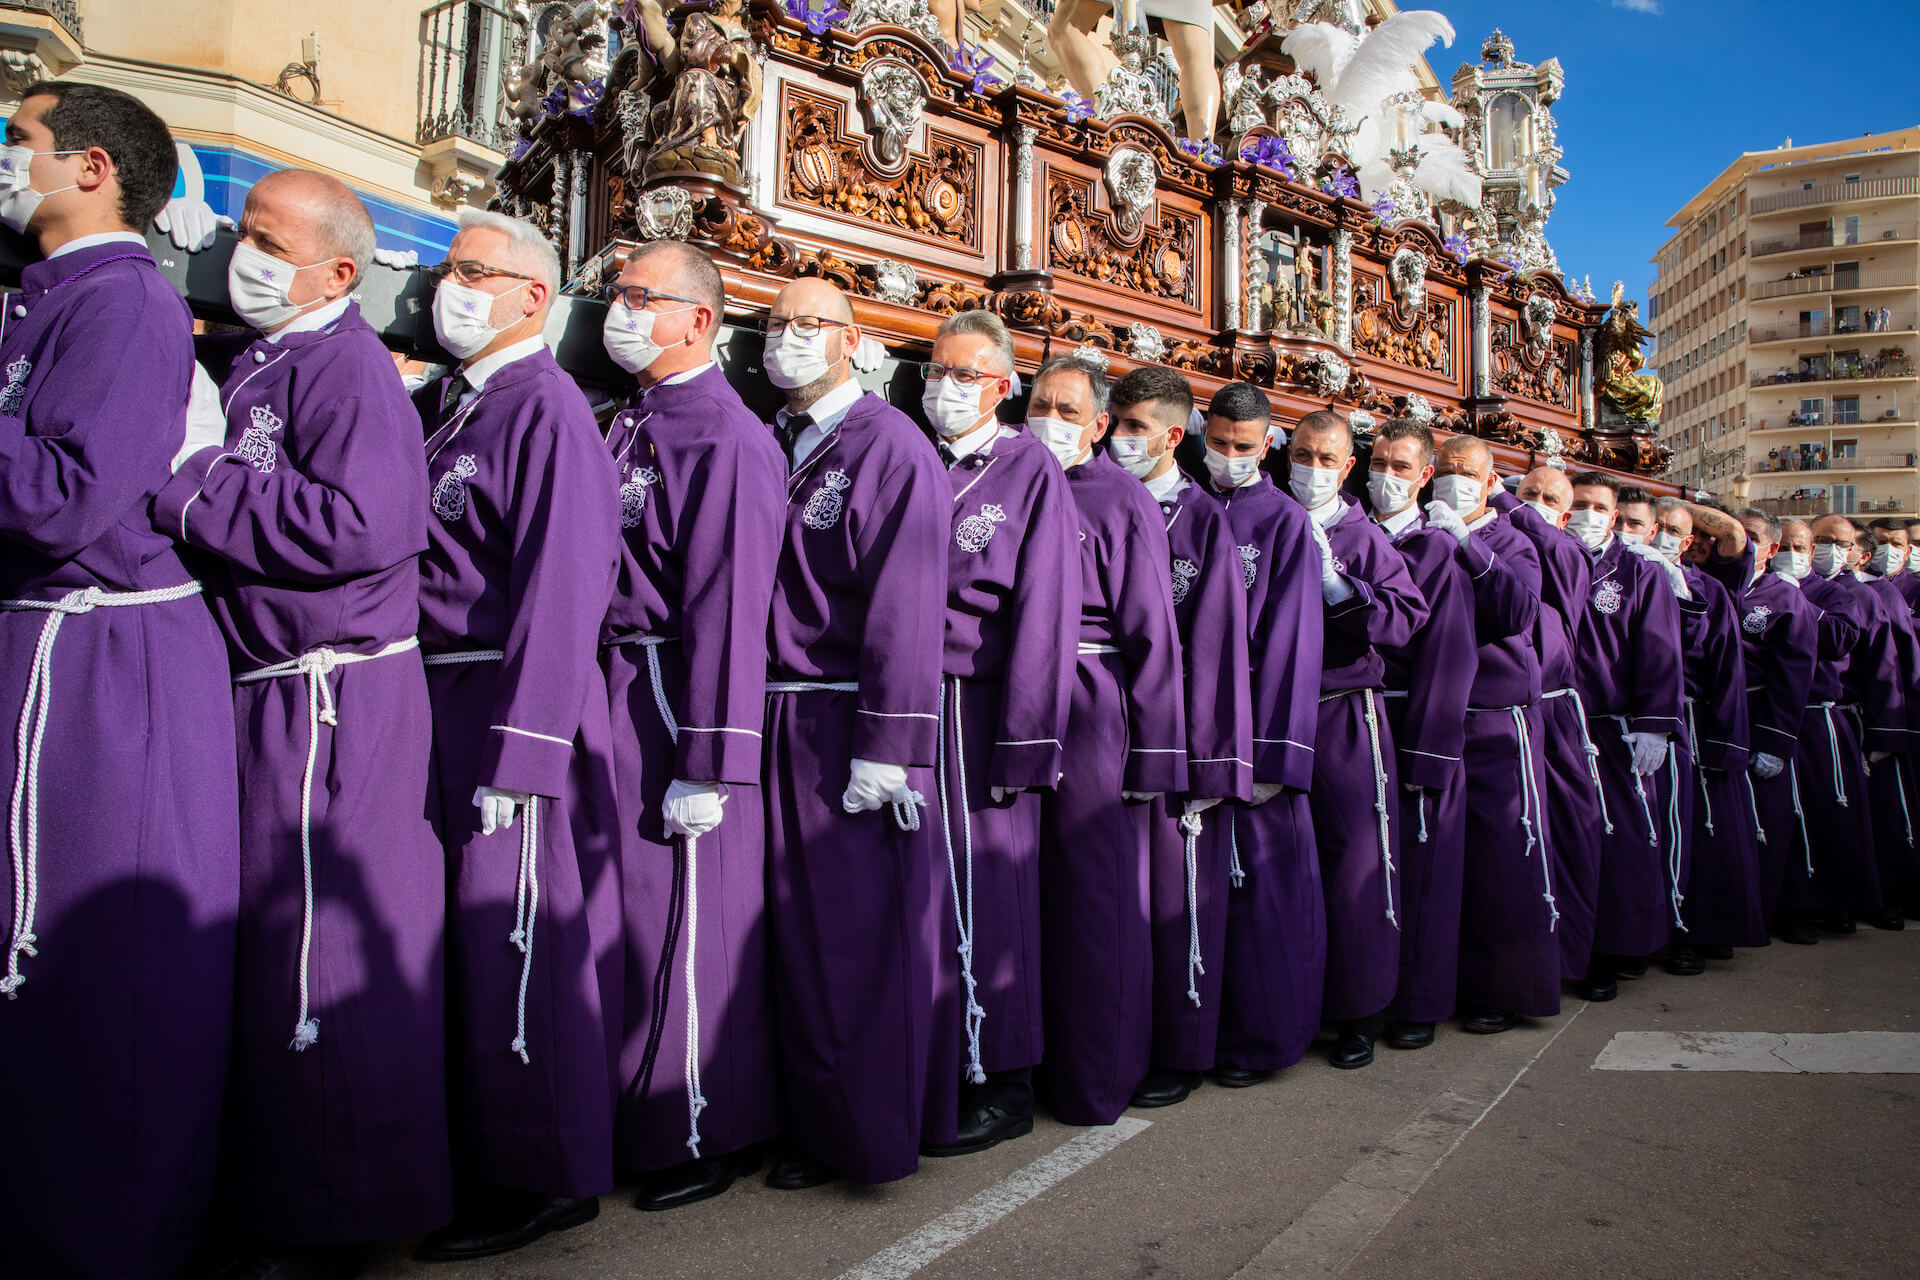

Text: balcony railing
xmin=0 ymin=0 xmax=83 ymax=45
xmin=1753 ymin=230 xmax=1838 ymax=257
xmin=1754 ymin=495 xmax=1916 ymax=518
xmin=1753 ymin=272 xmax=1864 ymax=300
xmin=418 ymin=0 xmax=521 ymax=153
xmin=1756 ymin=450 xmax=1920 ymax=474
xmin=1751 ymin=174 xmax=1919 ymax=215
xmin=1751 ymin=320 xmax=1831 ymax=343
xmin=1753 ymin=353 xmax=1918 ymax=388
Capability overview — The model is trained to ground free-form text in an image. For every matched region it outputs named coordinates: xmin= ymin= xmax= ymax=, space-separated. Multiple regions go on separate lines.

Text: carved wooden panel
xmin=1043 ymin=172 xmax=1200 ymax=309
xmin=1351 ymin=268 xmax=1456 ymax=380
xmin=1491 ymin=314 xmax=1577 ymax=408
xmin=778 ymin=85 xmax=983 ymax=252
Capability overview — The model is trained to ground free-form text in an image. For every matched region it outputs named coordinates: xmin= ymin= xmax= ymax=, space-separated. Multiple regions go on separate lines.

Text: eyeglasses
xmin=602 ymin=284 xmax=699 ymax=311
xmin=920 ymin=362 xmax=1002 ymax=387
xmin=424 ymin=259 xmax=538 ymax=287
xmin=1813 ymin=535 xmax=1854 ymax=549
xmin=764 ymin=315 xmax=849 ymax=340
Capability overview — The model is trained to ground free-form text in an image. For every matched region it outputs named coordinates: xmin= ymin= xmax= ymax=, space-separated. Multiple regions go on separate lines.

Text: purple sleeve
xmin=1326 ymin=530 xmax=1431 ymax=651
xmin=1816 ymin=597 xmax=1861 ymax=660
xmin=990 ymin=464 xmax=1078 ymax=790
xmin=0 ymin=296 xmax=187 ymax=557
xmin=1183 ymin=509 xmax=1253 ymax=801
xmin=1626 ymin=562 xmax=1686 ymax=737
xmin=1251 ymin=505 xmax=1322 ymax=791
xmin=1111 ymin=498 xmax=1187 ymax=792
xmin=673 ymin=432 xmax=785 ymax=784
xmin=478 ymin=398 xmax=620 ymax=798
xmin=1396 ymin=535 xmax=1474 ymax=791
xmin=1461 ymin=531 xmax=1538 ymax=642
xmin=1751 ymin=598 xmax=1817 ymax=758
xmin=849 ymin=448 xmax=947 ymax=766
xmin=1692 ymin=582 xmax=1750 ymax=772
xmin=1858 ymin=597 xmax=1909 ymax=752
xmin=1702 ymin=545 xmax=1755 ymax=597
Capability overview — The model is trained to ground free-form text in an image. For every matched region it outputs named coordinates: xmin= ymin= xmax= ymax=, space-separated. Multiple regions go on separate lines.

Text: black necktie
xmin=440 ymin=374 xmax=471 ymax=422
xmin=778 ymin=411 xmax=814 ymax=464
xmin=938 ymin=441 xmax=960 ymax=469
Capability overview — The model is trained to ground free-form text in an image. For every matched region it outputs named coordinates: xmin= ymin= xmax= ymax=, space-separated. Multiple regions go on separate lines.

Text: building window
xmin=1833 ymin=437 xmax=1857 ymax=458
xmin=1835 ymin=396 xmax=1860 ymax=424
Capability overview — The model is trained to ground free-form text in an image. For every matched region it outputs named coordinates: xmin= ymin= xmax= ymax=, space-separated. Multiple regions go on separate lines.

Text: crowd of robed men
xmin=6 ymin=83 xmax=1919 ymax=1280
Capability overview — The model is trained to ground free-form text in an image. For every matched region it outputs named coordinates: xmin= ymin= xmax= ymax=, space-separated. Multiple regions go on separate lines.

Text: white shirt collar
xmin=779 ymin=376 xmax=865 ymax=468
xmin=943 ymin=417 xmax=1003 ymax=465
xmin=1375 ymin=503 xmax=1421 ymax=538
xmin=1466 ymin=508 xmax=1498 ymax=533
xmin=1144 ymin=462 xmax=1186 ymax=503
xmin=658 ymin=360 xmax=715 ymax=386
xmin=49 ymin=230 xmax=146 ymax=259
xmin=1309 ymin=496 xmax=1345 ymax=529
xmin=265 ymin=295 xmax=352 ymax=343
xmin=461 ymin=335 xmax=547 ymax=392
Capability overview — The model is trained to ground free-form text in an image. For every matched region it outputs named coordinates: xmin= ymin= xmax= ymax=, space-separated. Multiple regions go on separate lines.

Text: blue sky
xmin=1423 ymin=0 xmax=1918 ymax=303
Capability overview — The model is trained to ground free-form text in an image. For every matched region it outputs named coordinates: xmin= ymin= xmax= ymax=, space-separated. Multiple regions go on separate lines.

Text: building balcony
xmin=1752 ymin=495 xmax=1917 ymax=519
xmin=417 ymin=0 xmax=520 ymax=154
xmin=0 ymin=0 xmax=81 ymax=45
xmin=1753 ymin=450 xmax=1919 ymax=475
xmin=1750 ymin=413 xmax=1915 ymax=433
xmin=1750 ymin=174 xmax=1919 ymax=216
xmin=1750 ymin=320 xmax=1918 ymax=346
xmin=1751 ymin=354 xmax=1918 ymax=389
xmin=0 ymin=0 xmax=84 ymax=86
xmin=1753 ymin=226 xmax=1918 ymax=259
xmin=1752 ymin=270 xmax=1915 ymax=301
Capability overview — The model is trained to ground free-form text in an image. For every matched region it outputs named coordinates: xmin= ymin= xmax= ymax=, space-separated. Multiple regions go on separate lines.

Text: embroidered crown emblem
xmin=620 ymin=465 xmax=659 ymax=529
xmin=802 ymin=469 xmax=852 ymax=531
xmin=1170 ymin=557 xmax=1199 ymax=605
xmin=1592 ymin=578 xmax=1624 ymax=616
xmin=432 ymin=454 xmax=479 ymax=522
xmin=234 ymin=403 xmax=283 ymax=473
xmin=954 ymin=502 xmax=1008 ymax=554
xmin=1742 ymin=604 xmax=1772 ymax=635
xmin=0 ymin=354 xmax=29 ymax=416
xmin=1238 ymin=544 xmax=1261 ymax=589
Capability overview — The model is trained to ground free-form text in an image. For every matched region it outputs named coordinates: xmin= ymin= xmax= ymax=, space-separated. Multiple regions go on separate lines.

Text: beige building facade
xmin=1651 ymin=127 xmax=1920 ymax=523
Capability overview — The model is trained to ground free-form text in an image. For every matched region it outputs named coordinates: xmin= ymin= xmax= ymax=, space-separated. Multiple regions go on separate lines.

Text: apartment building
xmin=1651 ymin=127 xmax=1919 ymax=522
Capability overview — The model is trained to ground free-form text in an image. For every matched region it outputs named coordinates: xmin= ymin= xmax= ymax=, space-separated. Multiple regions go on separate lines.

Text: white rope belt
xmin=1808 ymin=702 xmax=1847 ymax=807
xmin=1 ymin=582 xmax=204 ymax=999
xmin=1546 ymin=687 xmax=1612 ymax=833
xmin=765 ymin=679 xmax=922 ymax=831
xmin=1896 ymin=756 xmax=1915 ymax=850
xmin=1683 ymin=699 xmax=1714 ymax=837
xmin=936 ymin=676 xmax=986 ymax=1082
xmin=1360 ymin=689 xmax=1396 ymax=928
xmin=422 ymin=648 xmax=505 ymax=666
xmin=1745 ymin=773 xmax=1767 ymax=847
xmin=1077 ymin=643 xmax=1121 ymax=656
xmin=1227 ymin=806 xmax=1244 ymax=888
xmin=1180 ymin=806 xmax=1206 ymax=1006
xmin=1605 ymin=715 xmax=1659 ymax=847
xmin=1511 ymin=706 xmax=1558 ymax=931
xmin=234 ymin=636 xmax=421 ymax=1049
xmin=1790 ymin=760 xmax=1813 ymax=877
xmin=1663 ymin=742 xmax=1686 ymax=930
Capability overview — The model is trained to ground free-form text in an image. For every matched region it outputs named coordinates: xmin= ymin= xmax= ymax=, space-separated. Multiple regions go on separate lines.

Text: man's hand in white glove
xmin=1624 ymin=540 xmax=1691 ymax=600
xmin=1184 ymin=796 xmax=1222 ymax=817
xmin=1869 ymin=750 xmax=1893 ymax=765
xmin=1424 ymin=499 xmax=1470 ymax=547
xmin=663 ymin=779 xmax=726 ymax=838
xmin=1403 ymin=782 xmax=1426 ymax=793
xmin=843 ymin=758 xmax=909 ymax=814
xmin=1307 ymin=516 xmax=1354 ymax=605
xmin=989 ymin=785 xmax=1025 ymax=803
xmin=473 ymin=785 xmax=533 ymax=835
xmin=172 ymin=362 xmax=228 ymax=472
xmin=1626 ymin=731 xmax=1668 ymax=777
xmin=1750 ymin=752 xmax=1786 ymax=780
xmin=152 ymin=196 xmax=229 ymax=252
xmin=1251 ymin=782 xmax=1285 ymax=806
xmin=1121 ymin=791 xmax=1161 ymax=803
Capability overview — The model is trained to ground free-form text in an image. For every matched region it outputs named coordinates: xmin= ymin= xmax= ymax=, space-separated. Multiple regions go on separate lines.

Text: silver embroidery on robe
xmin=1238 ymin=544 xmax=1260 ymax=589
xmin=1171 ymin=557 xmax=1199 ymax=605
xmin=432 ymin=454 xmax=478 ymax=522
xmin=954 ymin=502 xmax=1007 ymax=553
xmin=1592 ymin=578 xmax=1624 ymax=615
xmin=0 ymin=355 xmax=28 ymax=416
xmin=802 ymin=469 xmax=852 ymax=530
xmin=1742 ymin=604 xmax=1772 ymax=634
xmin=620 ymin=465 xmax=659 ymax=529
xmin=235 ymin=403 xmax=283 ymax=473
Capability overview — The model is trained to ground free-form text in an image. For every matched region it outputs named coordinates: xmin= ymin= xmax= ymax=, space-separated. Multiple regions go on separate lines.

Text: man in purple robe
xmin=1423 ymin=437 xmax=1551 ymax=1035
xmin=1286 ymin=410 xmax=1430 ymax=1068
xmin=759 ymin=278 xmax=947 ymax=1186
xmin=595 ymin=242 xmax=784 ymax=1209
xmin=0 ymin=82 xmax=240 ymax=1280
xmin=1561 ymin=473 xmax=1686 ymax=1001
xmin=153 ymin=170 xmax=450 ymax=1267
xmin=1105 ymin=368 xmax=1251 ymax=1107
xmin=1858 ymin=520 xmax=1920 ymax=927
xmin=1196 ymin=385 xmax=1326 ymax=1086
xmin=914 ymin=312 xmax=1076 ymax=1156
xmin=411 ymin=211 xmax=623 ymax=1261
xmin=1362 ymin=421 xmax=1476 ymax=1050
xmin=1028 ymin=354 xmax=1187 ymax=1124
xmin=1490 ymin=469 xmax=1607 ymax=985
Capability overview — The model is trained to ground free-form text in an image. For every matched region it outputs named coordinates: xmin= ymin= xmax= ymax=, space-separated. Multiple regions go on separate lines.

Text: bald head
xmin=1517 ymin=466 xmax=1572 ymax=510
xmin=775 ymin=276 xmax=855 ymax=325
xmin=249 ymin=168 xmax=375 ymax=281
xmin=767 ymin=276 xmax=861 ymax=409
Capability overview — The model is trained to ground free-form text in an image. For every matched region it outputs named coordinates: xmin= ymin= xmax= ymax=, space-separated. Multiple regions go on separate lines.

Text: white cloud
xmin=1611 ymin=0 xmax=1662 ymax=12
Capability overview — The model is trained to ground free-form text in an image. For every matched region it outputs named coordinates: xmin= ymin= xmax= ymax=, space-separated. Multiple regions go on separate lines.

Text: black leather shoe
xmin=1665 ymin=945 xmax=1705 ymax=977
xmin=1612 ymin=955 xmax=1649 ymax=978
xmin=415 ymin=1191 xmax=598 ymax=1262
xmin=1698 ymin=946 xmax=1734 ymax=960
xmin=1574 ymin=977 xmax=1617 ymax=1001
xmin=1775 ymin=910 xmax=1819 ymax=945
xmin=1384 ymin=1020 xmax=1434 ymax=1050
xmin=634 ymin=1148 xmax=761 ymax=1211
xmin=1864 ymin=910 xmax=1906 ymax=932
xmin=1329 ymin=1032 xmax=1374 ymax=1069
xmin=1129 ymin=1066 xmax=1201 ymax=1108
xmin=1462 ymin=1009 xmax=1519 ymax=1035
xmin=1209 ymin=1066 xmax=1275 ymax=1088
xmin=922 ymin=1102 xmax=1033 ymax=1156
xmin=202 ymin=1247 xmax=365 ymax=1280
xmin=765 ymin=1151 xmax=838 ymax=1190
xmin=1819 ymin=909 xmax=1857 ymax=935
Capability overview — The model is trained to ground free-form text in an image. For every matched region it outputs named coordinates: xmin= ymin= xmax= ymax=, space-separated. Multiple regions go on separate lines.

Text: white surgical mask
xmin=602 ymin=299 xmax=689 ymax=375
xmin=227 ymin=240 xmax=339 ymax=331
xmin=1206 ymin=446 xmax=1261 ymax=490
xmin=1522 ymin=499 xmax=1564 ymax=527
xmin=434 ymin=278 xmax=528 ymax=361
xmin=1907 ymin=548 xmax=1920 ymax=574
xmin=765 ymin=329 xmax=838 ymax=390
xmin=1810 ymin=542 xmax=1847 ymax=579
xmin=1619 ymin=529 xmax=1651 ymax=547
xmin=1870 ymin=544 xmax=1901 ymax=576
xmin=1030 ymin=416 xmax=1087 ymax=469
xmin=1564 ymin=508 xmax=1612 ymax=551
xmin=1108 ymin=427 xmax=1169 ymax=479
xmin=1288 ymin=462 xmax=1341 ymax=510
xmin=1366 ymin=471 xmax=1413 ymax=516
xmin=921 ymin=376 xmax=990 ymax=439
xmin=1774 ymin=548 xmax=1810 ymax=580
xmin=0 ymin=145 xmax=81 ymax=234
xmin=1430 ymin=473 xmax=1483 ymax=518
xmin=1652 ymin=530 xmax=1686 ymax=560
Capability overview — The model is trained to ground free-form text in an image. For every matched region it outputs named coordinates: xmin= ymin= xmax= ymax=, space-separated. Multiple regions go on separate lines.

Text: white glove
xmin=371 ymin=246 xmax=420 ymax=270
xmin=1403 ymin=782 xmax=1426 ymax=793
xmin=851 ymin=335 xmax=887 ymax=374
xmin=171 ymin=362 xmax=228 ymax=472
xmin=1184 ymin=796 xmax=1222 ymax=817
xmin=1251 ymin=782 xmax=1285 ymax=806
xmin=663 ymin=779 xmax=726 ymax=838
xmin=1750 ymin=752 xmax=1786 ymax=780
xmin=989 ymin=785 xmax=1025 ymax=803
xmin=843 ymin=758 xmax=909 ymax=814
xmin=1307 ymin=516 xmax=1354 ymax=605
xmin=1122 ymin=791 xmax=1162 ymax=803
xmin=1869 ymin=750 xmax=1893 ymax=765
xmin=473 ymin=785 xmax=533 ymax=835
xmin=1624 ymin=540 xmax=1691 ymax=600
xmin=1626 ymin=731 xmax=1667 ymax=777
xmin=152 ymin=196 xmax=228 ymax=251
xmin=1424 ymin=499 xmax=1470 ymax=547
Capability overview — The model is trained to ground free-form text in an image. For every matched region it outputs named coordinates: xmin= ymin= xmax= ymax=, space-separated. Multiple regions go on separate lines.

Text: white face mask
xmin=1810 ymin=542 xmax=1847 ymax=579
xmin=434 ymin=277 xmax=528 ymax=361
xmin=921 ymin=376 xmax=991 ymax=439
xmin=1108 ymin=427 xmax=1170 ymax=479
xmin=602 ymin=300 xmax=693 ymax=376
xmin=1430 ymin=472 xmax=1483 ymax=518
xmin=1366 ymin=471 xmax=1413 ymax=516
xmin=1288 ymin=462 xmax=1342 ymax=509
xmin=227 ymin=240 xmax=339 ymax=331
xmin=1870 ymin=544 xmax=1901 ymax=576
xmin=0 ymin=145 xmax=83 ymax=235
xmin=1907 ymin=548 xmax=1920 ymax=574
xmin=1652 ymin=530 xmax=1687 ymax=560
xmin=1030 ymin=416 xmax=1088 ymax=469
xmin=1206 ymin=446 xmax=1261 ymax=490
xmin=1522 ymin=499 xmax=1564 ymax=527
xmin=765 ymin=329 xmax=839 ymax=390
xmin=1564 ymin=508 xmax=1612 ymax=551
xmin=1774 ymin=548 xmax=1811 ymax=580
xmin=1619 ymin=529 xmax=1651 ymax=547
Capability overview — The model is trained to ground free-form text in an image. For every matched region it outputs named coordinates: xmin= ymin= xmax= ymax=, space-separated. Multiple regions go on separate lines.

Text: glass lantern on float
xmin=1447 ymin=28 xmax=1567 ymax=267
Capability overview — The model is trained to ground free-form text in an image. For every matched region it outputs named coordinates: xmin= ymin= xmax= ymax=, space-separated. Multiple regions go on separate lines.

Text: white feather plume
xmin=1414 ymin=137 xmax=1482 ymax=208
xmin=1280 ymin=24 xmax=1359 ymax=85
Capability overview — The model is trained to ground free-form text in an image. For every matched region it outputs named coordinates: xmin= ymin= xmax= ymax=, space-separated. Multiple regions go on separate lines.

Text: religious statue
xmin=622 ymin=0 xmax=762 ymax=184
xmin=1595 ymin=281 xmax=1663 ymax=424
xmin=1049 ymin=0 xmax=1218 ymax=141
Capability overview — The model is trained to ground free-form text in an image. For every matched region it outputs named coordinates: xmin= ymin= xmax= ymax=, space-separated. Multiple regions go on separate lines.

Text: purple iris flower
xmin=1061 ymin=91 xmax=1094 ymax=124
xmin=1320 ymin=166 xmax=1359 ymax=199
xmin=1239 ymin=135 xmax=1296 ymax=180
xmin=948 ymin=44 xmax=1001 ymax=96
xmin=1442 ymin=233 xmax=1472 ymax=264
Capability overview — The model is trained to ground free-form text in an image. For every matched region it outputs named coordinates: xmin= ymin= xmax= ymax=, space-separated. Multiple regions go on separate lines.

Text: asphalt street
xmin=367 ymin=926 xmax=1920 ymax=1280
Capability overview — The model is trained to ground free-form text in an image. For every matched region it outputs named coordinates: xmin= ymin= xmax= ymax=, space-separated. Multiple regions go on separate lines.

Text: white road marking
xmin=834 ymin=1117 xmax=1152 ymax=1280
xmin=1232 ymin=1005 xmax=1588 ymax=1279
xmin=1593 ymin=1030 xmax=1920 ymax=1073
